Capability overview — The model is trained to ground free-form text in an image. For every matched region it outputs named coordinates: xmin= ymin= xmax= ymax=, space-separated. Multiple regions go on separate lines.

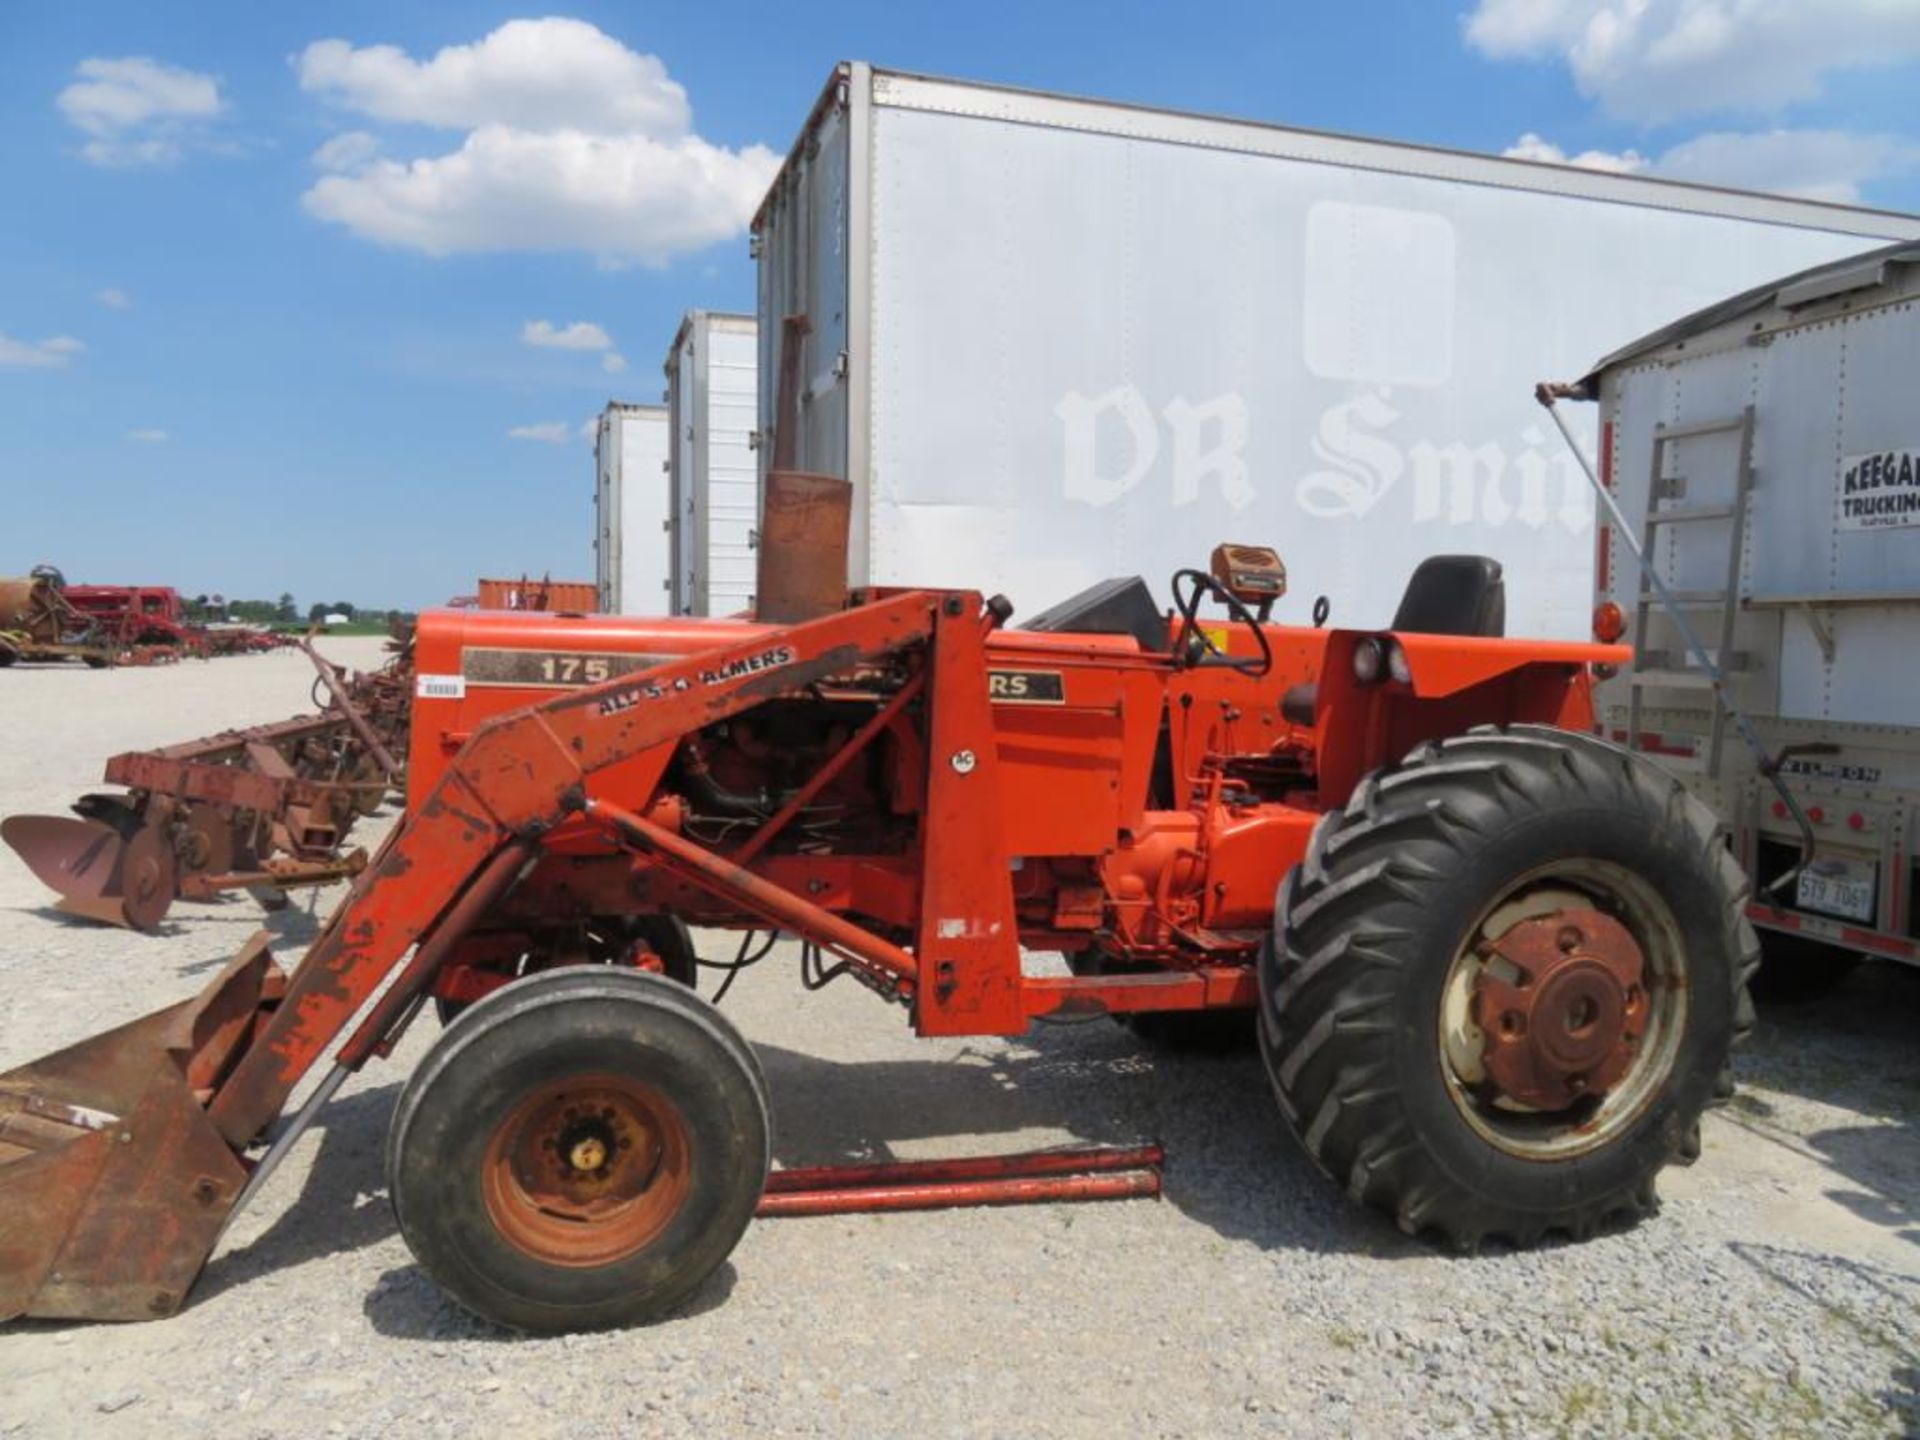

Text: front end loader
xmin=0 ymin=503 xmax=1757 ymax=1332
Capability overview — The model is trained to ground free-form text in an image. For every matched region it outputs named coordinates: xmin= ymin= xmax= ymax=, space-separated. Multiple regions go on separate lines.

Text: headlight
xmin=1353 ymin=637 xmax=1386 ymax=684
xmin=1387 ymin=640 xmax=1412 ymax=685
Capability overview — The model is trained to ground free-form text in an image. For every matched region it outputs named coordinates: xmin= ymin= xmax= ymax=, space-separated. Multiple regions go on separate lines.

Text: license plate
xmin=1795 ymin=856 xmax=1877 ymax=924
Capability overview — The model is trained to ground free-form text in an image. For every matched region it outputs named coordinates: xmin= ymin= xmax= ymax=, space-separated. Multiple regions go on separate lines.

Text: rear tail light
xmin=1592 ymin=601 xmax=1626 ymax=643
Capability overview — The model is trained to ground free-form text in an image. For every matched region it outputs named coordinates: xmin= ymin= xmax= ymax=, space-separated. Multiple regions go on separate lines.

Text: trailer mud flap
xmin=0 ymin=936 xmax=282 ymax=1320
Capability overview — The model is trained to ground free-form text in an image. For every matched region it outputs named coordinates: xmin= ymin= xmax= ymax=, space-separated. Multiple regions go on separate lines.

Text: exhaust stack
xmin=754 ymin=313 xmax=853 ymax=624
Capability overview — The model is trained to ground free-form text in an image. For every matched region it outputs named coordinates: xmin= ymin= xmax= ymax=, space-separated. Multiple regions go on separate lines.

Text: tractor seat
xmin=1282 ymin=556 xmax=1507 ymax=728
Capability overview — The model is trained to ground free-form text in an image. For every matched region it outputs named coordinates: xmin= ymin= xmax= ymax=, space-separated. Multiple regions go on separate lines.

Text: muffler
xmin=0 ymin=935 xmax=283 ymax=1320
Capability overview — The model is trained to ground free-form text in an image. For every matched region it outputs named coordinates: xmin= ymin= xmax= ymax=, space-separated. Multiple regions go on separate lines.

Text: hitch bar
xmin=756 ymin=1143 xmax=1164 ymax=1217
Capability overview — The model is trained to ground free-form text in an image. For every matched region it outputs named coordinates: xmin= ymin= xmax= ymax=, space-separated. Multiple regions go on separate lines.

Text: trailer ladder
xmin=1626 ymin=406 xmax=1756 ymax=778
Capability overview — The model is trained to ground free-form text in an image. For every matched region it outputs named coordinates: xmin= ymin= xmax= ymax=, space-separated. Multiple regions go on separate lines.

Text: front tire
xmin=389 ymin=968 xmax=769 ymax=1333
xmin=1259 ymin=725 xmax=1758 ymax=1247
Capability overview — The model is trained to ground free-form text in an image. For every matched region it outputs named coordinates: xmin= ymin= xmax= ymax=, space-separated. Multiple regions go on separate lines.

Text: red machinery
xmin=0 ymin=570 xmax=112 ymax=667
xmin=0 ymin=517 xmax=1756 ymax=1333
xmin=60 ymin=585 xmax=203 ymax=658
xmin=474 ymin=575 xmax=599 ymax=613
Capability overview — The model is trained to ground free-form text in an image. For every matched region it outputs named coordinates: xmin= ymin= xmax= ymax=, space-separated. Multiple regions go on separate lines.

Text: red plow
xmin=2 ymin=637 xmax=412 ymax=930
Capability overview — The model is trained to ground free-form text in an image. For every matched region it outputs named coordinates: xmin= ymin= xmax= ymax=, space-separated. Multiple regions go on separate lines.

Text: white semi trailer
xmin=593 ymin=401 xmax=671 ymax=615
xmin=666 ymin=311 xmax=758 ymax=617
xmin=1564 ymin=241 xmax=1920 ymax=994
xmin=752 ymin=63 xmax=1920 ymax=638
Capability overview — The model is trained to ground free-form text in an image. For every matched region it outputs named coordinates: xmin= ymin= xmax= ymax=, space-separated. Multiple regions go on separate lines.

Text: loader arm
xmin=207 ymin=590 xmax=943 ymax=1145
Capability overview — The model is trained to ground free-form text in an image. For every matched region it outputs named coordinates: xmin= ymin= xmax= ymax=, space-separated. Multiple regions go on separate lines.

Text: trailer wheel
xmin=389 ymin=967 xmax=769 ymax=1334
xmin=1749 ymin=931 xmax=1862 ymax=1003
xmin=1259 ymin=725 xmax=1757 ymax=1248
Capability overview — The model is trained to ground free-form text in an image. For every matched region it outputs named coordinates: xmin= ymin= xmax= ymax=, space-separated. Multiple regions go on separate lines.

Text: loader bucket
xmin=0 ymin=935 xmax=282 ymax=1321
xmin=1 ymin=813 xmax=176 ymax=931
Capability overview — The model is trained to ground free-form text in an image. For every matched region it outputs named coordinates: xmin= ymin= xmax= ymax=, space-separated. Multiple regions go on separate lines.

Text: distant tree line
xmin=183 ymin=593 xmax=415 ymax=628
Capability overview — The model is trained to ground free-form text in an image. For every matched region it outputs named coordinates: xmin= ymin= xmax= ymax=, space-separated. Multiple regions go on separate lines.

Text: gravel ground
xmin=0 ymin=641 xmax=1915 ymax=1438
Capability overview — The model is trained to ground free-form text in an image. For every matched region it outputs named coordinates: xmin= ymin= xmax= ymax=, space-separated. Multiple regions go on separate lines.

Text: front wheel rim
xmin=1438 ymin=859 xmax=1690 ymax=1161
xmin=481 ymin=1073 xmax=693 ymax=1267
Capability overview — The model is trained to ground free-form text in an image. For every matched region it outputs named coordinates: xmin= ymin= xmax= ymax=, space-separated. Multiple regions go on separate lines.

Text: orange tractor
xmin=0 ymin=513 xmax=1755 ymax=1333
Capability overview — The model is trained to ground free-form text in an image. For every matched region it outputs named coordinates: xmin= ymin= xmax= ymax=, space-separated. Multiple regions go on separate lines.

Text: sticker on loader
xmin=461 ymin=648 xmax=668 ymax=689
xmin=987 ymin=669 xmax=1066 ymax=704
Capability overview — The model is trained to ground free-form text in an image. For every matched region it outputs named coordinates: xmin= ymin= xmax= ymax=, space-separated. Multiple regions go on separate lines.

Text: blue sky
xmin=4 ymin=2 xmax=1917 ymax=609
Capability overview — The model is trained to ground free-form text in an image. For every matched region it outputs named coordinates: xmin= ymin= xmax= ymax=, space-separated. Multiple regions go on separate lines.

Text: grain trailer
xmin=1559 ymin=240 xmax=1920 ymax=994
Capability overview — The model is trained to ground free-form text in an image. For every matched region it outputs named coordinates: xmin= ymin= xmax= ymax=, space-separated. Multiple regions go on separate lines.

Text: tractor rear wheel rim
xmin=1437 ymin=860 xmax=1688 ymax=1160
xmin=481 ymin=1074 xmax=693 ymax=1267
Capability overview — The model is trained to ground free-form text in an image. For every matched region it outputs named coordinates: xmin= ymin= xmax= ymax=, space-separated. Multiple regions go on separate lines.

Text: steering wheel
xmin=1169 ymin=569 xmax=1273 ymax=677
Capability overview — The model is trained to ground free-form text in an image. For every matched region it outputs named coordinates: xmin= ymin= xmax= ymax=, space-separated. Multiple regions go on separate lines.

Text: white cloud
xmin=601 ymin=351 xmax=628 ymax=374
xmin=0 ymin=334 xmax=85 ymax=369
xmin=57 ymin=56 xmax=224 ymax=166
xmin=1504 ymin=126 xmax=1919 ymax=202
xmin=508 ymin=421 xmax=573 ymax=444
xmin=1504 ymin=132 xmax=1648 ymax=173
xmin=303 ymin=128 xmax=776 ymax=262
xmin=96 ymin=288 xmax=133 ymax=309
xmin=295 ymin=21 xmax=776 ymax=263
xmin=296 ymin=19 xmax=689 ymax=136
xmin=1466 ymin=0 xmax=1920 ymax=121
xmin=1657 ymin=128 xmax=1920 ymax=203
xmin=127 ymin=428 xmax=169 ymax=443
xmin=313 ymin=130 xmax=381 ymax=172
xmin=522 ymin=318 xmax=611 ymax=351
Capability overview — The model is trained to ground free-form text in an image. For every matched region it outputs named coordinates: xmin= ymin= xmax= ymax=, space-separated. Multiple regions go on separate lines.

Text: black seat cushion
xmin=1390 ymin=555 xmax=1506 ymax=637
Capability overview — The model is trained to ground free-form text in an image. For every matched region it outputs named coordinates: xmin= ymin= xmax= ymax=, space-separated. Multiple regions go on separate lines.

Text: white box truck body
xmin=593 ymin=402 xmax=672 ymax=615
xmin=1579 ymin=242 xmax=1920 ymax=975
xmin=667 ymin=312 xmax=759 ymax=617
xmin=753 ymin=63 xmax=1920 ymax=637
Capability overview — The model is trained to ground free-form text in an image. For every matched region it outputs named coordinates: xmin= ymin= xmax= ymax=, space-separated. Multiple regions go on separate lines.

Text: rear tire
xmin=1749 ymin=930 xmax=1861 ymax=1003
xmin=389 ymin=968 xmax=769 ymax=1333
xmin=1259 ymin=725 xmax=1757 ymax=1247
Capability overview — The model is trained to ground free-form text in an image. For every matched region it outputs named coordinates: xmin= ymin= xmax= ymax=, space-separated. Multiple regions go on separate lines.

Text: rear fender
xmin=1312 ymin=630 xmax=1628 ymax=801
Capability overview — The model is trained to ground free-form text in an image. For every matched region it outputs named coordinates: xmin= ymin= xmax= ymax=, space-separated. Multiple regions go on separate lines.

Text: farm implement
xmin=1 ymin=639 xmax=411 ymax=929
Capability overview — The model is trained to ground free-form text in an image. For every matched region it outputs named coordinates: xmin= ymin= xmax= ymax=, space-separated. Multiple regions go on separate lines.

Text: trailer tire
xmin=1749 ymin=931 xmax=1862 ymax=1003
xmin=1259 ymin=725 xmax=1758 ymax=1248
xmin=389 ymin=967 xmax=769 ymax=1334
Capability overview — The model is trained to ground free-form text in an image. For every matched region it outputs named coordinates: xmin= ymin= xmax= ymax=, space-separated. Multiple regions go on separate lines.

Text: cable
xmin=702 ymin=929 xmax=778 ymax=1006
xmin=799 ymin=941 xmax=851 ymax=992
